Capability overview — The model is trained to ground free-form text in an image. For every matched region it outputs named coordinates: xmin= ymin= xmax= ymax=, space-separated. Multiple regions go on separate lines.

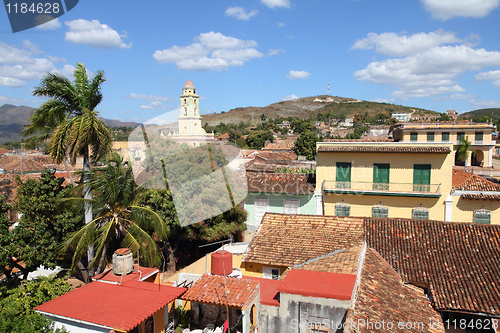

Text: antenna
xmin=327 ymin=82 xmax=330 ymax=96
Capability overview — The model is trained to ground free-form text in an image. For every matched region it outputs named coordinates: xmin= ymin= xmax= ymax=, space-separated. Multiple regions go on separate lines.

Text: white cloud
xmin=153 ymin=31 xmax=264 ymax=71
xmin=140 ymin=101 xmax=168 ymax=109
xmin=51 ymin=64 xmax=75 ymax=78
xmin=0 ymin=94 xmax=32 ymax=105
xmin=470 ymin=99 xmax=500 ymax=109
xmin=437 ymin=93 xmax=476 ymax=100
xmin=286 ymin=70 xmax=310 ymax=79
xmin=372 ymin=98 xmax=396 ymax=103
xmin=35 ymin=16 xmax=61 ymax=30
xmin=420 ymin=0 xmax=499 ymax=20
xmin=353 ymin=31 xmax=500 ymax=99
xmin=278 ymin=22 xmax=286 ymax=27
xmin=476 ymin=69 xmax=500 ymax=87
xmin=22 ymin=40 xmax=42 ymax=54
xmin=261 ymin=0 xmax=291 ymax=9
xmin=225 ymin=6 xmax=258 ymax=20
xmin=282 ymin=94 xmax=299 ymax=101
xmin=268 ymin=48 xmax=285 ymax=56
xmin=65 ymin=19 xmax=131 ymax=49
xmin=127 ymin=93 xmax=171 ymax=101
xmin=351 ymin=30 xmax=461 ymax=57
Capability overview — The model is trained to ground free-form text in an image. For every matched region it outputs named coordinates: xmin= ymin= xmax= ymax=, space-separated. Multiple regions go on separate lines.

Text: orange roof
xmin=181 ymin=274 xmax=259 ymax=308
xmin=262 ymin=140 xmax=296 ymax=151
xmin=184 ymin=80 xmax=195 ymax=89
xmin=92 ymin=266 xmax=159 ymax=284
xmin=278 ymin=269 xmax=356 ymax=300
xmin=35 ymin=281 xmax=186 ymax=331
xmin=452 ymin=170 xmax=500 ymax=193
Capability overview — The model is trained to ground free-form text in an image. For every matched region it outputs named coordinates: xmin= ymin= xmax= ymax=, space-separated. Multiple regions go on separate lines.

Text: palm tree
xmin=60 ymin=153 xmax=169 ymax=275
xmin=28 ymin=63 xmax=112 ymax=268
xmin=456 ymin=137 xmax=477 ymax=171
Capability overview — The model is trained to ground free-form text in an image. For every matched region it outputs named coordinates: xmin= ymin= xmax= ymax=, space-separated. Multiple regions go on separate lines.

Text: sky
xmin=1 ymin=0 xmax=500 ymax=123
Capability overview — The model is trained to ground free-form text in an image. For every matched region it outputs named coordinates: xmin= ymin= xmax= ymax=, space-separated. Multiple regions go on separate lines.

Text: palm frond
xmin=121 ymin=223 xmax=162 ymax=267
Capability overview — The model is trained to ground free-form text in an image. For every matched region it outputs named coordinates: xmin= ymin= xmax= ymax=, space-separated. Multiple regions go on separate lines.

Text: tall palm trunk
xmin=83 ymin=149 xmax=94 ymax=275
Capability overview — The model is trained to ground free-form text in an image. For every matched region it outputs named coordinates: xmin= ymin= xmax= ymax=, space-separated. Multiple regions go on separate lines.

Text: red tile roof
xmin=246 ymin=172 xmax=315 ymax=195
xmin=278 ymin=269 xmax=356 ymax=300
xmin=365 ymin=217 xmax=500 ymax=316
xmin=243 ymin=214 xmax=364 ymax=267
xmin=452 ymin=170 xmax=500 ymax=200
xmin=253 ymin=150 xmax=297 ymax=161
xmin=181 ymin=274 xmax=259 ymax=308
xmin=317 ymin=145 xmax=451 ymax=153
xmin=35 ymin=281 xmax=186 ymax=331
xmin=262 ymin=140 xmax=296 ymax=151
xmin=346 ymin=248 xmax=445 ymax=333
xmin=92 ymin=267 xmax=159 ymax=284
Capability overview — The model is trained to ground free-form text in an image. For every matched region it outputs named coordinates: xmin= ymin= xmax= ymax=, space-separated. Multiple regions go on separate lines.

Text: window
xmin=457 ymin=132 xmax=465 ymax=142
xmin=284 ymin=199 xmax=300 ymax=214
xmin=410 ymin=132 xmax=418 ymax=141
xmin=336 ymin=162 xmax=351 ymax=189
xmin=473 ymin=209 xmax=491 ymax=224
xmin=427 ymin=132 xmax=434 ymax=142
xmin=413 ymin=164 xmax=431 ymax=192
xmin=412 ymin=207 xmax=429 ymax=220
xmin=442 ymin=132 xmax=450 ymax=142
xmin=335 ymin=203 xmax=350 ymax=217
xmin=254 ymin=197 xmax=269 ymax=225
xmin=373 ymin=163 xmax=390 ymax=190
xmin=475 ymin=131 xmax=483 ymax=143
xmin=372 ymin=205 xmax=388 ymax=218
xmin=263 ymin=267 xmax=280 ymax=280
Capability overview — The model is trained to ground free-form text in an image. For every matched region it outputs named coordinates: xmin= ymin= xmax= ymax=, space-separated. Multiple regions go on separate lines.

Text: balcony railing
xmin=323 ymin=180 xmax=441 ymax=198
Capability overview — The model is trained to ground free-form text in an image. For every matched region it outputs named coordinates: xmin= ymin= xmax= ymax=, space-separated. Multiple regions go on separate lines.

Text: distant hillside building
xmin=447 ymin=108 xmax=458 ymax=120
xmin=167 ymin=80 xmax=215 ymax=146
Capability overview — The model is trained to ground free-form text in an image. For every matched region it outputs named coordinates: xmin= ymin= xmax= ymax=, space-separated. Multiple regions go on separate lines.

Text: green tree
xmin=0 ymin=275 xmax=71 ymax=333
xmin=59 ymin=153 xmax=168 ymax=275
xmin=293 ymin=131 xmax=319 ymax=160
xmin=456 ymin=137 xmax=477 ymax=170
xmin=29 ymin=63 xmax=113 ymax=269
xmin=245 ymin=130 xmax=274 ymax=149
xmin=0 ymin=171 xmax=83 ymax=281
xmin=136 ymin=189 xmax=246 ymax=273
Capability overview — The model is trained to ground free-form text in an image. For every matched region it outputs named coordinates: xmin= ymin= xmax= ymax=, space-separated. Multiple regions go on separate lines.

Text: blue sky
xmin=1 ymin=0 xmax=500 ymax=123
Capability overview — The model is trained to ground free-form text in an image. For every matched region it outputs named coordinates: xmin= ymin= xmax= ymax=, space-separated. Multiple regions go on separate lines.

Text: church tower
xmin=178 ymin=80 xmax=205 ymax=136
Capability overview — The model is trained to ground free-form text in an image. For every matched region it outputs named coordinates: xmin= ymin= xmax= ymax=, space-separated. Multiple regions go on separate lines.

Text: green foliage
xmin=291 ymin=119 xmax=313 ymax=135
xmin=173 ymin=306 xmax=194 ymax=329
xmin=274 ymin=166 xmax=316 ymax=174
xmin=60 ymin=153 xmax=168 ymax=271
xmin=245 ymin=130 xmax=274 ymax=149
xmin=0 ymin=275 xmax=71 ymax=333
xmin=456 ymin=137 xmax=477 ymax=163
xmin=293 ymin=131 xmax=319 ymax=160
xmin=0 ymin=170 xmax=83 ymax=280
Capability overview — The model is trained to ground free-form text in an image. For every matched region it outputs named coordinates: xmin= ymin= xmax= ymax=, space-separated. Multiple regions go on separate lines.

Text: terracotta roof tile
xmin=295 ymin=245 xmax=363 ymax=275
xmin=452 ymin=170 xmax=500 ymax=191
xmin=243 ymin=213 xmax=364 ymax=267
xmin=181 ymin=274 xmax=259 ymax=308
xmin=252 ymin=150 xmax=297 ymax=161
xmin=262 ymin=140 xmax=296 ymax=151
xmin=246 ymin=172 xmax=315 ymax=195
xmin=345 ymin=248 xmax=445 ymax=333
xmin=365 ymin=218 xmax=500 ymax=316
xmin=317 ymin=146 xmax=451 ymax=153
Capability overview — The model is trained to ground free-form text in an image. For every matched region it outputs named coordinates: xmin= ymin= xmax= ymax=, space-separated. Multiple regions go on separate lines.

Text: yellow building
xmin=315 ymin=141 xmax=500 ymax=224
xmin=392 ymin=121 xmax=496 ymax=168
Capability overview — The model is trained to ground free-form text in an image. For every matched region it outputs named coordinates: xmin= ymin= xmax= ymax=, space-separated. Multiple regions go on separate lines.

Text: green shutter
xmin=336 ymin=162 xmax=351 ymax=189
xmin=372 ymin=206 xmax=388 ymax=217
xmin=410 ymin=132 xmax=418 ymax=141
xmin=413 ymin=164 xmax=431 ymax=192
xmin=457 ymin=132 xmax=465 ymax=142
xmin=442 ymin=132 xmax=449 ymax=141
xmin=473 ymin=210 xmax=490 ymax=224
xmin=427 ymin=132 xmax=434 ymax=141
xmin=336 ymin=205 xmax=350 ymax=216
xmin=373 ymin=163 xmax=390 ymax=190
xmin=412 ymin=209 xmax=429 ymax=220
xmin=475 ymin=132 xmax=483 ymax=142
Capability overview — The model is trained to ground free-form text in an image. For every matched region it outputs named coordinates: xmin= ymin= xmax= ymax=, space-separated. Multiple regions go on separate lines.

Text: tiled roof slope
xmin=294 ymin=245 xmax=363 ymax=275
xmin=181 ymin=274 xmax=259 ymax=308
xmin=243 ymin=213 xmax=364 ymax=267
xmin=317 ymin=146 xmax=451 ymax=154
xmin=365 ymin=218 xmax=500 ymax=316
xmin=452 ymin=170 xmax=500 ymax=192
xmin=262 ymin=140 xmax=296 ymax=151
xmin=246 ymin=172 xmax=315 ymax=195
xmin=345 ymin=248 xmax=445 ymax=333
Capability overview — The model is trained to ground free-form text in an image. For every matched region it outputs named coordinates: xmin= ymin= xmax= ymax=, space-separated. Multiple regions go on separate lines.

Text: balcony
xmin=322 ymin=180 xmax=441 ymax=198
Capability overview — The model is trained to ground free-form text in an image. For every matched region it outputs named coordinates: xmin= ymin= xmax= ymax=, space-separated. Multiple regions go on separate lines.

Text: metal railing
xmin=323 ymin=180 xmax=441 ymax=195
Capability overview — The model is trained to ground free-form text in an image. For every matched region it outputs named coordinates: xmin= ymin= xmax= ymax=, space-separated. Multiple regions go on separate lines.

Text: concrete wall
xmin=45 ymin=315 xmax=110 ymax=333
xmin=244 ymin=193 xmax=315 ymax=230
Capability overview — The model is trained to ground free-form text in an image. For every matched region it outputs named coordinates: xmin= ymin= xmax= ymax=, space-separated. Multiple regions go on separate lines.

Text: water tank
xmin=211 ymin=250 xmax=233 ymax=276
xmin=112 ymin=248 xmax=133 ymax=275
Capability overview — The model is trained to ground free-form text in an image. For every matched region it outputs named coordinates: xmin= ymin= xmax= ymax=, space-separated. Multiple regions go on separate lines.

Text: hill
xmin=460 ymin=108 xmax=500 ymax=121
xmin=0 ymin=104 xmax=140 ymax=145
xmin=201 ymin=95 xmax=438 ymax=127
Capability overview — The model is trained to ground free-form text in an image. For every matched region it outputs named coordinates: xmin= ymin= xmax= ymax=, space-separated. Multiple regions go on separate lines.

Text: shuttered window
xmin=372 ymin=206 xmax=388 ymax=218
xmin=373 ymin=164 xmax=390 ymax=190
xmin=410 ymin=132 xmax=418 ymax=141
xmin=335 ymin=204 xmax=350 ymax=217
xmin=413 ymin=164 xmax=431 ymax=192
xmin=336 ymin=162 xmax=351 ymax=189
xmin=473 ymin=209 xmax=490 ymax=224
xmin=442 ymin=132 xmax=450 ymax=141
xmin=412 ymin=208 xmax=429 ymax=220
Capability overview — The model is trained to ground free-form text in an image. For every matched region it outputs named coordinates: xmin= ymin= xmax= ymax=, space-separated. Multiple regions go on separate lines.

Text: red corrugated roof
xmin=277 ymin=269 xmax=356 ymax=300
xmin=35 ymin=281 xmax=186 ymax=331
xmin=92 ymin=266 xmax=159 ymax=284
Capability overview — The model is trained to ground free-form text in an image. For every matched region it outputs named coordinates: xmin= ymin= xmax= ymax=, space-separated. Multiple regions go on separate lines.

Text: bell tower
xmin=178 ymin=80 xmax=205 ymax=136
